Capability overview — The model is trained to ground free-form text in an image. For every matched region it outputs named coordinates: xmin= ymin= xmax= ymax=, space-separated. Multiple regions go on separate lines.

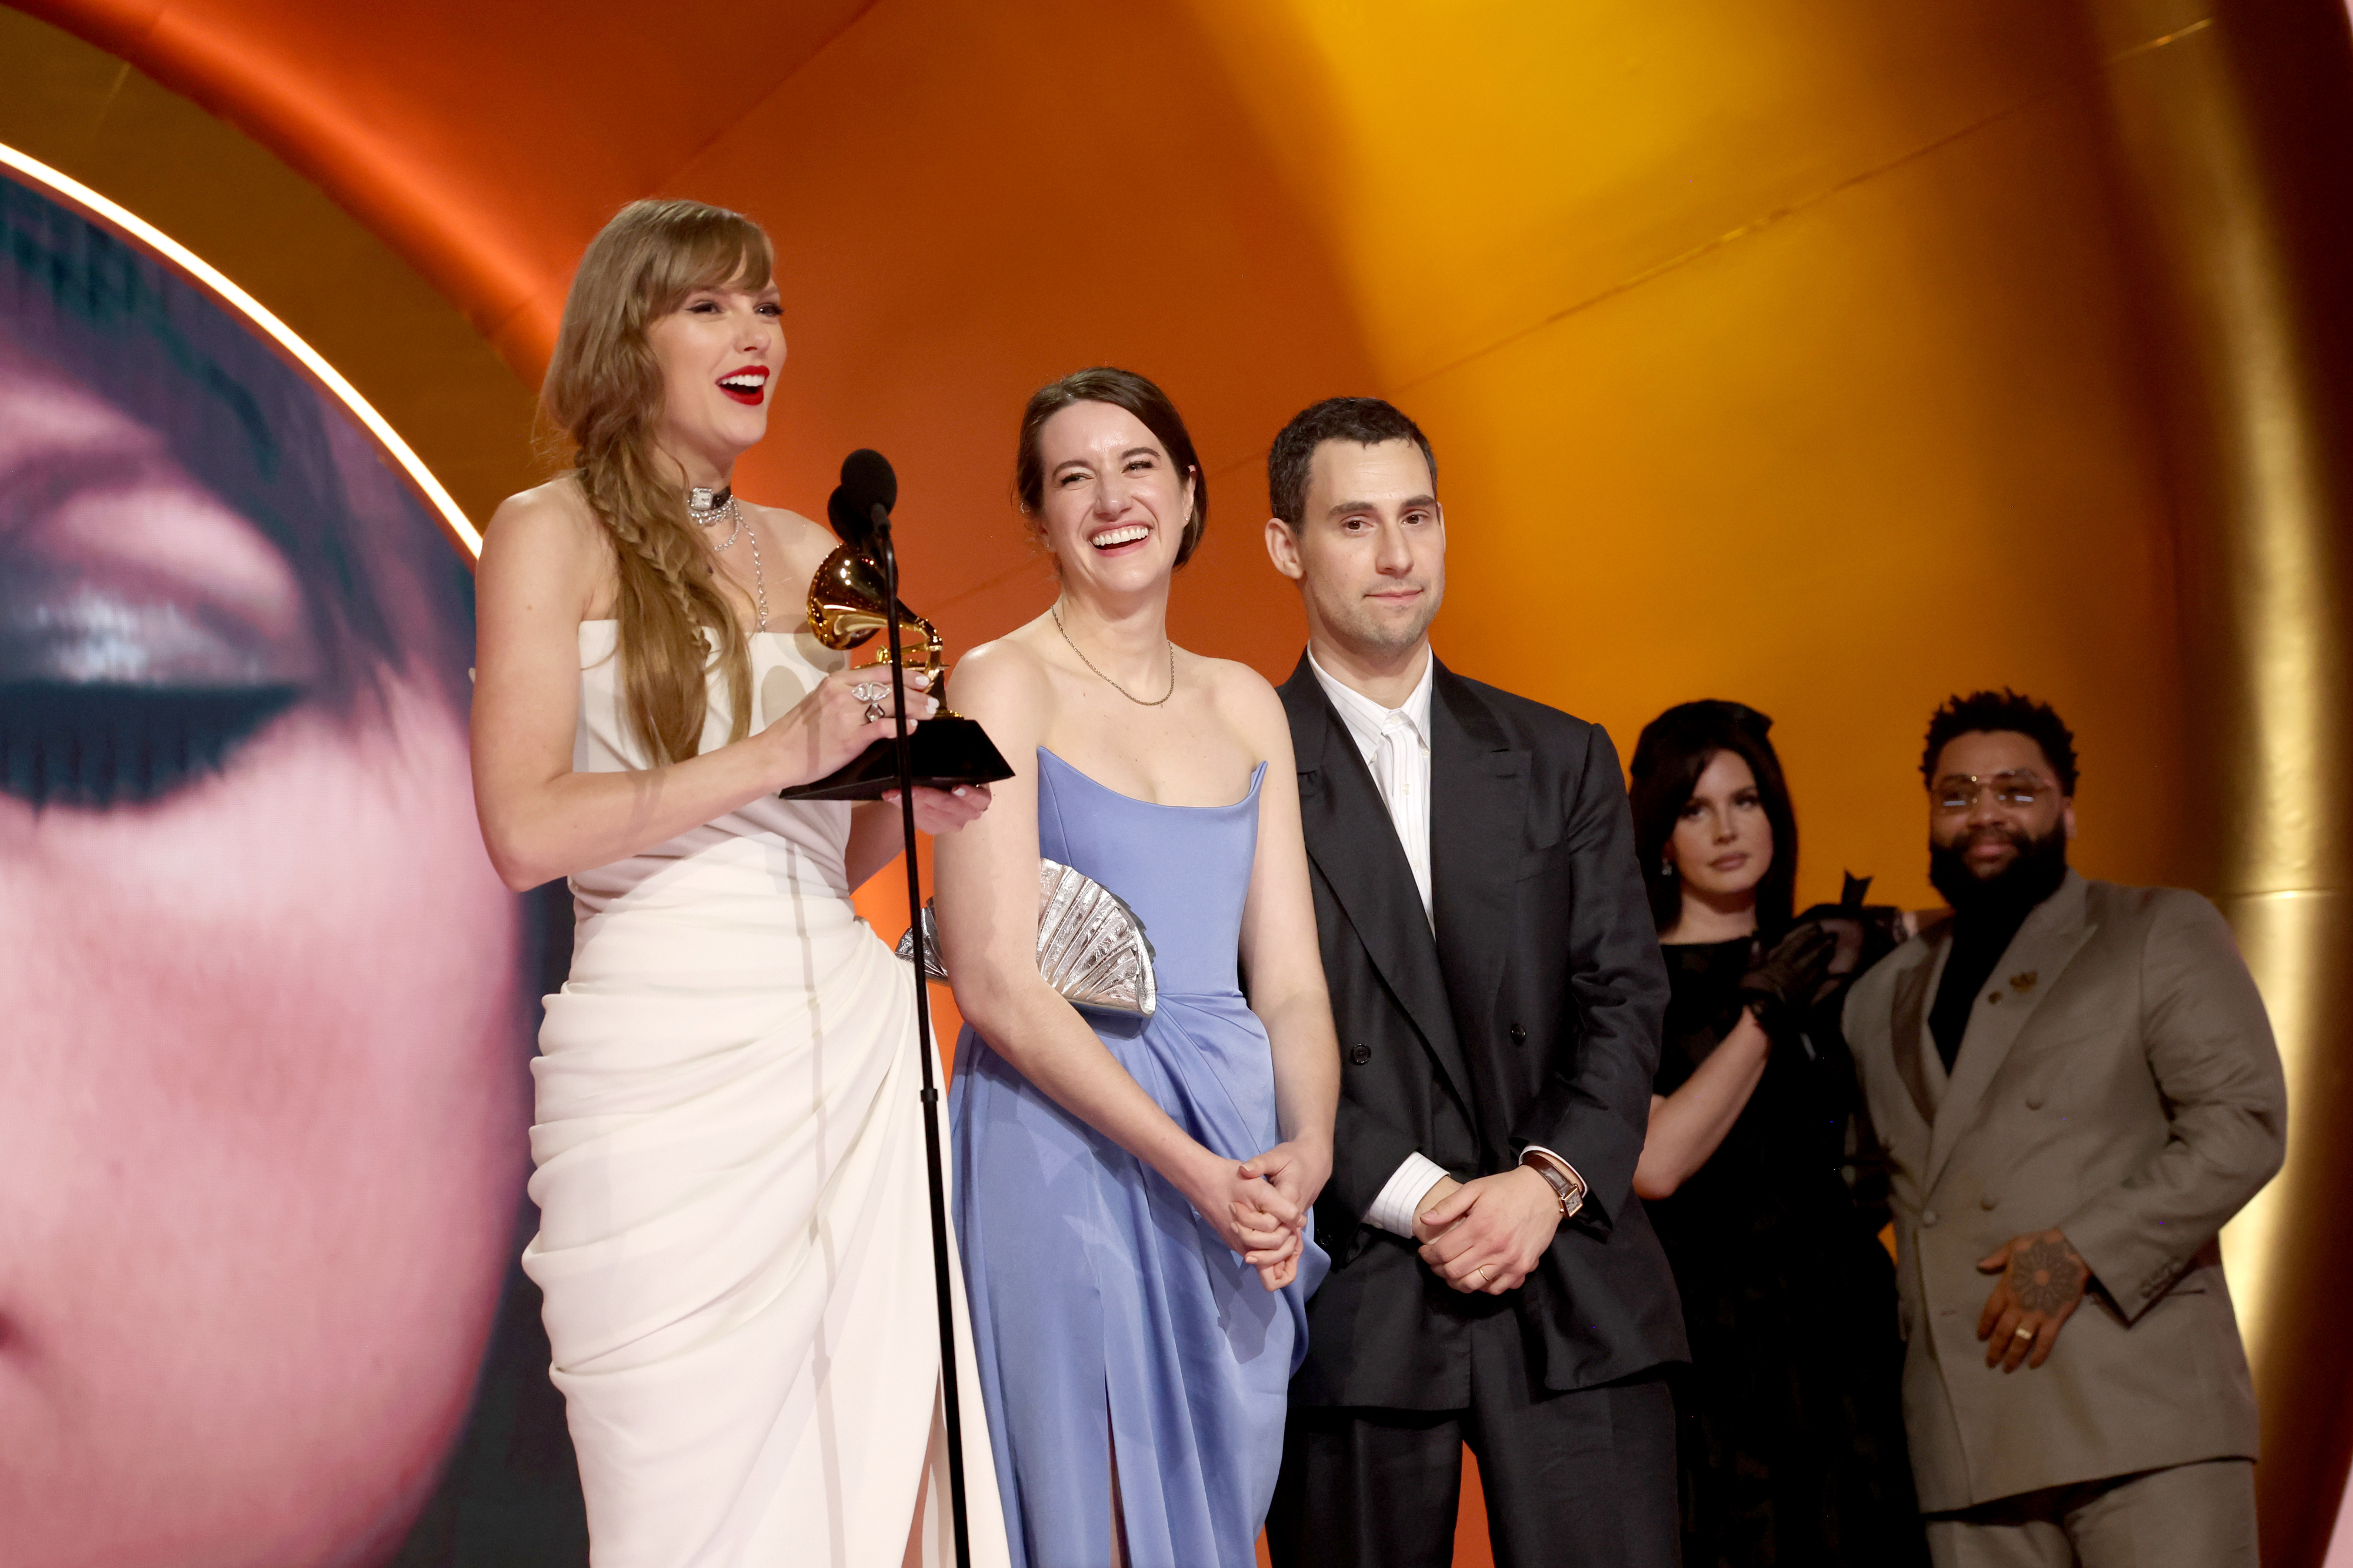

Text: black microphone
xmin=825 ymin=448 xmax=898 ymax=548
xmin=805 ymin=439 xmax=993 ymax=1567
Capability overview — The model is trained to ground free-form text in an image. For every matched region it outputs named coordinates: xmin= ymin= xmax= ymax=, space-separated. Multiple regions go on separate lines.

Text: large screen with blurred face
xmin=1 ymin=167 xmax=584 ymax=1565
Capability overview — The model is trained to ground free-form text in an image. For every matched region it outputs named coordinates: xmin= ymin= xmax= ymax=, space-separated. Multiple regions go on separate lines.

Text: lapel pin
xmin=2009 ymin=970 xmax=2038 ymax=995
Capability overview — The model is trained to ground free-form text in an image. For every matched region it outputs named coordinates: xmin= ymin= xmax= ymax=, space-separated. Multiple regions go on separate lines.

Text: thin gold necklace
xmin=1052 ymin=606 xmax=1175 ymax=706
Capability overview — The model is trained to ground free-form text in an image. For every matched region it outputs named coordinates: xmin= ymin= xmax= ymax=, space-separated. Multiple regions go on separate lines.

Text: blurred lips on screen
xmin=0 ymin=342 xmax=529 ymax=1564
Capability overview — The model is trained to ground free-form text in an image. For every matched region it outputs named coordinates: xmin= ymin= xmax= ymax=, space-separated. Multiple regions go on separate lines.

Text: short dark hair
xmin=1921 ymin=689 xmax=2079 ymax=795
xmin=1267 ymin=396 xmax=1437 ymax=528
xmin=1013 ymin=366 xmax=1207 ymax=566
xmin=1628 ymin=700 xmax=1799 ymax=935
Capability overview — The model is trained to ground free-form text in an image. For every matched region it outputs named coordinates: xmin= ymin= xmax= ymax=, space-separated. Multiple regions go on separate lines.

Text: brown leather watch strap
xmin=1520 ymin=1149 xmax=1584 ymax=1218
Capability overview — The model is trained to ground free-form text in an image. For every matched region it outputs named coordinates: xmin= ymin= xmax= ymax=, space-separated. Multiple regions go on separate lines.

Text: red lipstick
xmin=716 ymin=365 xmax=769 ymax=406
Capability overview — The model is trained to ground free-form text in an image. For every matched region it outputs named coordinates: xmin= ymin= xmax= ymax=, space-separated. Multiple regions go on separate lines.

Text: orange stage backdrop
xmin=14 ymin=0 xmax=2232 ymax=896
xmin=9 ymin=0 xmax=2353 ymax=1563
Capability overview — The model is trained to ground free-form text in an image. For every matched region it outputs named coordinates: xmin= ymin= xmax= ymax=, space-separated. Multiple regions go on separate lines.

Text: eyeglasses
xmin=1930 ymin=771 xmax=2055 ymax=814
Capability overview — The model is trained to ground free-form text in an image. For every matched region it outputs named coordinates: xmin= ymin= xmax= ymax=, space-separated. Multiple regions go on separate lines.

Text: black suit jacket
xmin=1280 ymin=654 xmax=1687 ymax=1410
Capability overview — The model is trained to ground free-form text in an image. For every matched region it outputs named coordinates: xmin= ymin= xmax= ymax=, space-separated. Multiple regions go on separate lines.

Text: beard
xmin=1928 ymin=819 xmax=2069 ymax=916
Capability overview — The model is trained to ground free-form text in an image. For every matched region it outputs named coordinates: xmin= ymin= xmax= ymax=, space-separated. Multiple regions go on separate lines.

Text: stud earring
xmin=1661 ymin=859 xmax=1677 ymax=879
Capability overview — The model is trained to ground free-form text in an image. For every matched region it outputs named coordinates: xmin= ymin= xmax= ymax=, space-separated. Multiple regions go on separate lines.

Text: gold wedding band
xmin=1477 ymin=1265 xmax=1493 ymax=1284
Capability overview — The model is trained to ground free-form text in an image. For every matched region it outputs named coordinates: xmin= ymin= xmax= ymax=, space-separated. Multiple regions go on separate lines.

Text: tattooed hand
xmin=1975 ymin=1228 xmax=2090 ymax=1372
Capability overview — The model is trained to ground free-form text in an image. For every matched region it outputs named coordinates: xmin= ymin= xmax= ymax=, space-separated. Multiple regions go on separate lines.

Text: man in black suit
xmin=1259 ymin=398 xmax=1685 ymax=1567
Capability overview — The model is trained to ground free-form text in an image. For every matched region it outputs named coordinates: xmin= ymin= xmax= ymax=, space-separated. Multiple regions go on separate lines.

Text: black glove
xmin=1736 ymin=922 xmax=1839 ymax=1037
xmin=1791 ymin=901 xmax=1911 ymax=976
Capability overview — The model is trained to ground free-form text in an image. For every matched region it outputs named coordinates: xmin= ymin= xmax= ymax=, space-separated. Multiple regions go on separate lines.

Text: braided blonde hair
xmin=543 ymin=199 xmax=774 ymax=765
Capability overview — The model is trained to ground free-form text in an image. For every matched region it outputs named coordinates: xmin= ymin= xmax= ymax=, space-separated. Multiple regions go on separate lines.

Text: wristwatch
xmin=1520 ymin=1150 xmax=1585 ymax=1220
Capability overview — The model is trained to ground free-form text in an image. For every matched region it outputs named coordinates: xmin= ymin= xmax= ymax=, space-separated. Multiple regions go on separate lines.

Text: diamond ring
xmin=864 ymin=701 xmax=887 ymax=723
xmin=851 ymin=682 xmax=878 ymax=703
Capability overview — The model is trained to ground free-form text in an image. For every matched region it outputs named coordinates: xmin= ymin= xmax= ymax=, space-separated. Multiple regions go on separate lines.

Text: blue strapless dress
xmin=950 ymin=747 xmax=1328 ymax=1568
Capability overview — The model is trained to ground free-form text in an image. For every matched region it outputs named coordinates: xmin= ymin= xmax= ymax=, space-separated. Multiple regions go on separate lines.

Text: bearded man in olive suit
xmin=1844 ymin=690 xmax=2286 ymax=1568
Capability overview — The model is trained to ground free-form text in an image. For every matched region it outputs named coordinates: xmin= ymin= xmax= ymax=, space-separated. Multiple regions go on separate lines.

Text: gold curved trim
xmin=0 ymin=138 xmax=481 ymax=556
xmin=2087 ymin=4 xmax=2353 ymax=1559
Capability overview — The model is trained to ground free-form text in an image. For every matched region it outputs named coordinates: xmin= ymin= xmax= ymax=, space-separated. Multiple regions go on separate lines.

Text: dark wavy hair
xmin=1921 ymin=689 xmax=2079 ymax=795
xmin=1013 ymin=366 xmax=1207 ymax=566
xmin=1266 ymin=396 xmax=1438 ymax=529
xmin=1628 ymin=700 xmax=1799 ymax=935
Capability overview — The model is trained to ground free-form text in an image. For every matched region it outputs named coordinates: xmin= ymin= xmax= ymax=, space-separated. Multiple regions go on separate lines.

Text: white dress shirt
xmin=1307 ymin=648 xmax=1434 ymax=928
xmin=1308 ymin=648 xmax=1583 ymax=1238
xmin=1308 ymin=652 xmax=1452 ymax=1235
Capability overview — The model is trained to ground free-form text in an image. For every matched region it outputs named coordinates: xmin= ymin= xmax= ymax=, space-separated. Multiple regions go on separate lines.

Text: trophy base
xmin=775 ymin=715 xmax=1015 ymax=802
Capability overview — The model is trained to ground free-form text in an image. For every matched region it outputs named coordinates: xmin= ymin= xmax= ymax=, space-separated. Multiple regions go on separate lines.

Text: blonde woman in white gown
xmin=469 ymin=198 xmax=1009 ymax=1567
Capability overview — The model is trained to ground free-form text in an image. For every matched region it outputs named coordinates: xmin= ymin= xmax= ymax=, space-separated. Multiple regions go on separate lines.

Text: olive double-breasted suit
xmin=1842 ymin=870 xmax=2286 ymax=1513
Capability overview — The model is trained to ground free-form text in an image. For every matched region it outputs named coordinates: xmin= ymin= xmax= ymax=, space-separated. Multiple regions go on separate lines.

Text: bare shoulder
xmin=482 ymin=475 xmax=603 ymax=559
xmin=1185 ymin=652 xmax=1294 ymax=756
xmin=745 ymin=501 xmax=838 ymax=583
xmin=745 ymin=498 xmax=828 ymax=540
xmin=954 ymin=629 xmax=1056 ymax=710
xmin=478 ymin=475 xmax=610 ymax=616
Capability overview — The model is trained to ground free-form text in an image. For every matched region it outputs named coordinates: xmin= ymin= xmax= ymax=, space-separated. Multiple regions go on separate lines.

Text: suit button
xmin=1509 ymin=1023 xmax=1527 ymax=1044
xmin=1980 ymin=1194 xmax=1999 ymax=1210
xmin=1349 ymin=1045 xmax=1372 ymax=1066
xmin=2025 ymin=1095 xmax=2045 ymax=1110
xmin=1921 ymin=1209 xmax=1939 ymax=1227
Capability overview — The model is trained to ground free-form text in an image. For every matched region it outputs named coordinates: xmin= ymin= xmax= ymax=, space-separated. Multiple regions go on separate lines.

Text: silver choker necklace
xmin=688 ymin=486 xmax=765 ymax=632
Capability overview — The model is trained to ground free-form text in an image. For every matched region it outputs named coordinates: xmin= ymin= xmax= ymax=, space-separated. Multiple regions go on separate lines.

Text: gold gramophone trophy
xmin=775 ymin=455 xmax=1014 ymax=802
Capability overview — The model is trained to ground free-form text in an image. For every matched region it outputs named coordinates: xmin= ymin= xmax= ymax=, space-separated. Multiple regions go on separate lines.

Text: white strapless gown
xmin=524 ymin=622 xmax=1009 ymax=1568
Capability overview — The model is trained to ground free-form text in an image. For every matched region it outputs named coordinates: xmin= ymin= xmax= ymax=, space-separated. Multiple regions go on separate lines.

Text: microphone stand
xmin=873 ymin=505 xmax=974 ymax=1568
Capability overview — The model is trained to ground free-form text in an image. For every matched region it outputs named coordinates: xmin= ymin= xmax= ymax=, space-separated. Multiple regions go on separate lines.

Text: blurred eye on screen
xmin=0 ymin=473 xmax=317 ymax=809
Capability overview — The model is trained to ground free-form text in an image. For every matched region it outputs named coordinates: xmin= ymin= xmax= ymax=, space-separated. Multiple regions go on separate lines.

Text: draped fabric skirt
xmin=951 ymin=990 xmax=1325 ymax=1568
xmin=525 ymin=839 xmax=1008 ymax=1568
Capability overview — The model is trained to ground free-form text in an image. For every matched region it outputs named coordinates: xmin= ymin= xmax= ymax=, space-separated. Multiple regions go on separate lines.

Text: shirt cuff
xmin=1366 ymin=1152 xmax=1452 ymax=1237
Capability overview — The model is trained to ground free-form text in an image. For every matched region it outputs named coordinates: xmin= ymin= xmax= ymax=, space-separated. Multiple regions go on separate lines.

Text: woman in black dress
xmin=1628 ymin=700 xmax=1925 ymax=1568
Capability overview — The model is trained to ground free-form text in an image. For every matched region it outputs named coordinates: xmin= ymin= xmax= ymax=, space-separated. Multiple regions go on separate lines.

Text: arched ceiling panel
xmin=17 ymin=0 xmax=878 ymax=365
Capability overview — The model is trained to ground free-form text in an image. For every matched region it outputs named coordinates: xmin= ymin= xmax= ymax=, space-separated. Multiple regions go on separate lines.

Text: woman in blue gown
xmin=936 ymin=367 xmax=1337 ymax=1567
